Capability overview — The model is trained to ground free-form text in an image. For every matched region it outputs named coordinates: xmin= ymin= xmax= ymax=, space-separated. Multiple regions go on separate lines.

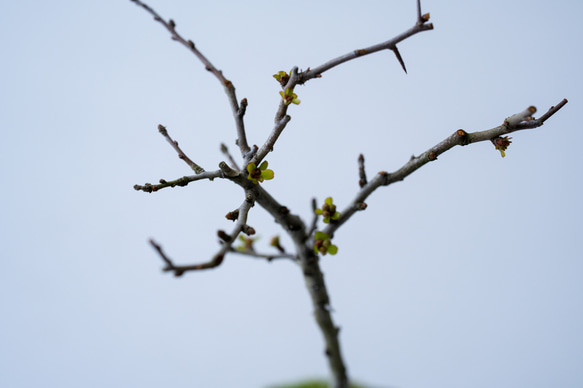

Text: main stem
xmin=249 ymin=184 xmax=348 ymax=387
xmin=297 ymin=245 xmax=348 ymax=388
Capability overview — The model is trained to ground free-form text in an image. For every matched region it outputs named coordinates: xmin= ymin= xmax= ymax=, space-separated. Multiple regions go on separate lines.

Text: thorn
xmin=392 ymin=47 xmax=407 ymax=74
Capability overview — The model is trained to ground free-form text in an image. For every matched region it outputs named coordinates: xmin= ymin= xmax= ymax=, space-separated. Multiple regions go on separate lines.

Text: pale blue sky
xmin=1 ymin=1 xmax=582 ymax=387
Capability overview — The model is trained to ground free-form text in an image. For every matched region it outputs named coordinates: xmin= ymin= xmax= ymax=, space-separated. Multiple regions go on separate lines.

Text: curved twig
xmin=149 ymin=191 xmax=256 ymax=276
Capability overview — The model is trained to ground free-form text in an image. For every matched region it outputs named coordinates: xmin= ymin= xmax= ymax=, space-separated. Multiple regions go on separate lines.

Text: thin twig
xmin=298 ymin=20 xmax=433 ymax=84
xmin=517 ymin=98 xmax=568 ymax=128
xmin=247 ymin=18 xmax=434 ymax=169
xmin=249 ymin=115 xmax=292 ymax=167
xmin=323 ymin=99 xmax=568 ymax=238
xmin=130 ymin=0 xmax=251 ymax=157
xmin=149 ymin=191 xmax=256 ymax=276
xmin=134 ymin=170 xmax=224 ymax=193
xmin=229 ymin=248 xmax=296 ymax=261
xmin=157 ymin=124 xmax=204 ymax=173
xmin=221 ymin=143 xmax=240 ymax=171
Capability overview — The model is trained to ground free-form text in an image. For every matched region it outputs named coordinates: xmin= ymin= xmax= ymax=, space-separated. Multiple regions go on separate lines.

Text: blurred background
xmin=1 ymin=0 xmax=581 ymax=387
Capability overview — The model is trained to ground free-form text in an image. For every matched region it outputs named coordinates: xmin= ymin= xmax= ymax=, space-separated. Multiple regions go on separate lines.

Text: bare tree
xmin=130 ymin=1 xmax=567 ymax=387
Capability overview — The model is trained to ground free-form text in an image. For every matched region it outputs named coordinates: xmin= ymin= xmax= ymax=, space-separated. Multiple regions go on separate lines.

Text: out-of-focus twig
xmin=149 ymin=191 xmax=256 ymax=276
xmin=220 ymin=143 xmax=240 ymax=171
xmin=229 ymin=248 xmax=296 ymax=262
xmin=130 ymin=0 xmax=251 ymax=158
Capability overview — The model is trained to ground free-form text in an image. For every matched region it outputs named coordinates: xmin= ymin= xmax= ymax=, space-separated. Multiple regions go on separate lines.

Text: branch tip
xmin=535 ymin=99 xmax=567 ymax=124
xmin=358 ymin=154 xmax=368 ymax=187
xmin=238 ymin=98 xmax=248 ymax=117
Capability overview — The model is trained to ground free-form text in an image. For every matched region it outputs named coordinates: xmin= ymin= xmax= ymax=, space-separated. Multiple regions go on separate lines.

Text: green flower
xmin=236 ymin=235 xmax=259 ymax=252
xmin=315 ymin=197 xmax=340 ymax=223
xmin=273 ymin=70 xmax=291 ymax=86
xmin=493 ymin=136 xmax=512 ymax=157
xmin=270 ymin=235 xmax=285 ymax=253
xmin=280 ymin=87 xmax=300 ymax=106
xmin=313 ymin=231 xmax=338 ymax=256
xmin=273 ymin=70 xmax=300 ymax=105
xmin=247 ymin=161 xmax=274 ymax=184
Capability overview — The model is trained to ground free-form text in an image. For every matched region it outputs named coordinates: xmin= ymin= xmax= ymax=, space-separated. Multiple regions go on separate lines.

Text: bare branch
xmin=516 ymin=98 xmax=568 ymax=129
xmin=229 ymin=248 xmax=296 ymax=262
xmin=134 ymin=170 xmax=223 ymax=193
xmin=157 ymin=124 xmax=204 ymax=173
xmin=258 ymin=2 xmax=432 ymax=190
xmin=324 ymin=99 xmax=568 ymax=237
xmin=255 ymin=10 xmax=433 ymax=167
xmin=297 ymin=246 xmax=347 ymax=387
xmin=249 ymin=115 xmax=292 ymax=167
xmin=130 ymin=0 xmax=251 ymax=157
xmin=133 ymin=124 xmax=227 ymax=192
xmin=149 ymin=239 xmax=225 ymax=276
xmin=298 ymin=18 xmax=433 ymax=83
xmin=149 ymin=191 xmax=256 ymax=276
